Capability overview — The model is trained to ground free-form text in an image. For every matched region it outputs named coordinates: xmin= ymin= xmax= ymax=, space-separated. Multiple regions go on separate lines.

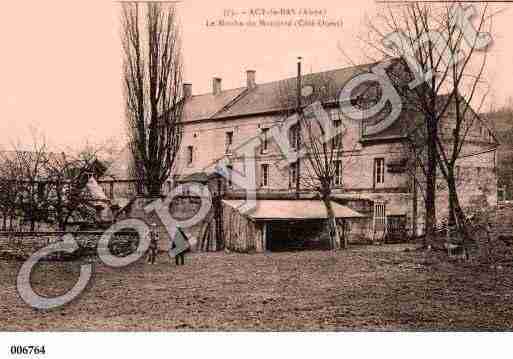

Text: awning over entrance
xmin=222 ymin=200 xmax=364 ymax=221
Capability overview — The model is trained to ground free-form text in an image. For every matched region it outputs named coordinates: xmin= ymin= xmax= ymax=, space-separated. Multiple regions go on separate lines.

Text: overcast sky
xmin=1 ymin=0 xmax=512 ymax=150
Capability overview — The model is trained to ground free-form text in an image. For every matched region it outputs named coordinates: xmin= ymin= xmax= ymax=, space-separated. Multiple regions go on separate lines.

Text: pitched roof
xmin=182 ymin=63 xmax=373 ymax=122
xmin=483 ymin=110 xmax=513 ymax=141
xmin=86 ymin=176 xmax=109 ymax=202
xmin=182 ymin=87 xmax=247 ymax=123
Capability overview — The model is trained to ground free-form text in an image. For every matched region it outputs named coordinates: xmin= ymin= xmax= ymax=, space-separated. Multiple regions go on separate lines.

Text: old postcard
xmin=0 ymin=0 xmax=512 ymax=357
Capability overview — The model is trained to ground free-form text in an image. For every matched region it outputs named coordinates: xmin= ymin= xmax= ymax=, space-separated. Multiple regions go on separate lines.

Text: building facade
xmin=173 ymin=64 xmax=498 ymax=248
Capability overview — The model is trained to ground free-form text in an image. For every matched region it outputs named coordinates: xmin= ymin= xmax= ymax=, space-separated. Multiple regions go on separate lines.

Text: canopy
xmin=222 ymin=199 xmax=364 ymax=221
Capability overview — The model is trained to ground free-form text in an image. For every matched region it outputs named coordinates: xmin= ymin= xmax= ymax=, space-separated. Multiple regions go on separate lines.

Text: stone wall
xmin=415 ymin=144 xmax=497 ymax=232
xmin=176 ymin=110 xmax=411 ymax=194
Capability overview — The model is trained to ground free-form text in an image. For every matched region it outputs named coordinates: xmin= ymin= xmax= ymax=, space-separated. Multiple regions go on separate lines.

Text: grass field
xmin=1 ymin=244 xmax=513 ymax=331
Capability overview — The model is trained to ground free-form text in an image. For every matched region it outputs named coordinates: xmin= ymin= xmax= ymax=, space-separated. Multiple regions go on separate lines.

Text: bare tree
xmin=363 ymin=3 xmax=493 ymax=245
xmin=276 ymin=73 xmax=349 ymax=250
xmin=425 ymin=4 xmax=493 ymax=241
xmin=44 ymin=152 xmax=99 ymax=231
xmin=121 ymin=2 xmax=184 ymax=197
xmin=6 ymin=133 xmax=51 ymax=231
xmin=0 ymin=127 xmax=113 ymax=232
xmin=0 ymin=153 xmax=24 ymax=231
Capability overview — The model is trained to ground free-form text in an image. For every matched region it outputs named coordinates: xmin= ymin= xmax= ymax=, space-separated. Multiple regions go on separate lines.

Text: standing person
xmin=171 ymin=226 xmax=188 ymax=266
xmin=175 ymin=247 xmax=185 ymax=266
xmin=147 ymin=223 xmax=159 ymax=264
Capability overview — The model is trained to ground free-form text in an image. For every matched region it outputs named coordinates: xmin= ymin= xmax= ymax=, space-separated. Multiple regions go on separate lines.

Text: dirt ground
xmin=1 ymin=244 xmax=513 ymax=331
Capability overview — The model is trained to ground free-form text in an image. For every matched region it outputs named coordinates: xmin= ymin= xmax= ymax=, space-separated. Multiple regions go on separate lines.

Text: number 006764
xmin=10 ymin=345 xmax=46 ymax=355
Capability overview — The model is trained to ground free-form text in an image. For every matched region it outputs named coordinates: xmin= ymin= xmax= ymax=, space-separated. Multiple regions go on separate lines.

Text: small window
xmin=374 ymin=158 xmax=385 ymax=185
xmin=332 ymin=120 xmax=342 ymax=148
xmin=227 ymin=164 xmax=233 ymax=188
xmin=261 ymin=164 xmax=269 ymax=187
xmin=373 ymin=201 xmax=387 ymax=233
xmin=186 ymin=146 xmax=194 ymax=165
xmin=498 ymin=187 xmax=506 ymax=202
xmin=333 ymin=160 xmax=342 ymax=186
xmin=343 ymin=220 xmax=351 ymax=234
xmin=225 ymin=131 xmax=233 ymax=154
xmin=289 ymin=161 xmax=298 ymax=188
xmin=289 ymin=124 xmax=300 ymax=150
xmin=261 ymin=128 xmax=269 ymax=153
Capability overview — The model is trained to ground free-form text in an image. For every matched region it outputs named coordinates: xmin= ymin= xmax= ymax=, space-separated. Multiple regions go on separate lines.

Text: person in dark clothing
xmin=175 ymin=251 xmax=185 ymax=265
xmin=171 ymin=226 xmax=188 ymax=266
xmin=147 ymin=223 xmax=158 ymax=264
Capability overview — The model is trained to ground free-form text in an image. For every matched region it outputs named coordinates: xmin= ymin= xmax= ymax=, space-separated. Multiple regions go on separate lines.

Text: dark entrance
xmin=265 ymin=220 xmax=330 ymax=251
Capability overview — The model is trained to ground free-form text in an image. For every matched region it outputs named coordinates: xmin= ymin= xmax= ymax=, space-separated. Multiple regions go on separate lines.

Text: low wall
xmin=0 ymin=231 xmax=139 ymax=261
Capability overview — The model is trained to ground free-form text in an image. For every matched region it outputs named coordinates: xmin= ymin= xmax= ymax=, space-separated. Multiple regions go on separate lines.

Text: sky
xmin=1 ymin=0 xmax=512 ymax=150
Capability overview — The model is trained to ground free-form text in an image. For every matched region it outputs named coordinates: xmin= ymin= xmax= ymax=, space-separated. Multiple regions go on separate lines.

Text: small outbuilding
xmin=222 ymin=199 xmax=364 ymax=252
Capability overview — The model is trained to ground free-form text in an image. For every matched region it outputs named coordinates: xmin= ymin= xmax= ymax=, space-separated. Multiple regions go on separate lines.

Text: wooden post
xmin=296 ymin=57 xmax=302 ymax=199
xmin=262 ymin=223 xmax=267 ymax=251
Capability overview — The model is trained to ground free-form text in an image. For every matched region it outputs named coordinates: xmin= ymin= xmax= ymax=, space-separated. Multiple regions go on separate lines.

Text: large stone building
xmin=101 ymin=62 xmax=499 ymax=251
xmin=171 ymin=63 xmax=498 ymax=250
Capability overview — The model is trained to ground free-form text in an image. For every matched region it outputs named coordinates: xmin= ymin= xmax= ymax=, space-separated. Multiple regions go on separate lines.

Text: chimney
xmin=246 ymin=70 xmax=256 ymax=89
xmin=183 ymin=83 xmax=192 ymax=99
xmin=212 ymin=77 xmax=222 ymax=95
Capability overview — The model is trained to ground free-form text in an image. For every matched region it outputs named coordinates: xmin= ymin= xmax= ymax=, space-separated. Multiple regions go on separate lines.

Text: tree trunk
xmin=446 ymin=171 xmax=470 ymax=242
xmin=411 ymin=175 xmax=418 ymax=238
xmin=148 ymin=179 xmax=162 ymax=198
xmin=2 ymin=212 xmax=6 ymax=231
xmin=447 ymin=168 xmax=457 ymax=228
xmin=323 ymin=198 xmax=342 ymax=250
xmin=424 ymin=120 xmax=438 ymax=247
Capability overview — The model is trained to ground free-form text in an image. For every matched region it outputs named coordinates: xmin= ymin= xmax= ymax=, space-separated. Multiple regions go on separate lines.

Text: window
xmin=225 ymin=131 xmax=233 ymax=154
xmin=227 ymin=164 xmax=233 ymax=188
xmin=387 ymin=215 xmax=407 ymax=239
xmin=261 ymin=128 xmax=269 ymax=153
xmin=261 ymin=164 xmax=269 ymax=187
xmin=498 ymin=187 xmax=506 ymax=202
xmin=37 ymin=182 xmax=46 ymax=200
xmin=373 ymin=201 xmax=387 ymax=237
xmin=343 ymin=220 xmax=351 ymax=234
xmin=289 ymin=124 xmax=300 ymax=149
xmin=289 ymin=161 xmax=298 ymax=188
xmin=186 ymin=146 xmax=194 ymax=166
xmin=374 ymin=158 xmax=385 ymax=186
xmin=333 ymin=160 xmax=342 ymax=186
xmin=331 ymin=120 xmax=342 ymax=148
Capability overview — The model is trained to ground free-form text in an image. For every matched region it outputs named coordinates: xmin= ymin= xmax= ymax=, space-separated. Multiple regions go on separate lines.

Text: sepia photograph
xmin=1 ymin=0 xmax=513 ymax=357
